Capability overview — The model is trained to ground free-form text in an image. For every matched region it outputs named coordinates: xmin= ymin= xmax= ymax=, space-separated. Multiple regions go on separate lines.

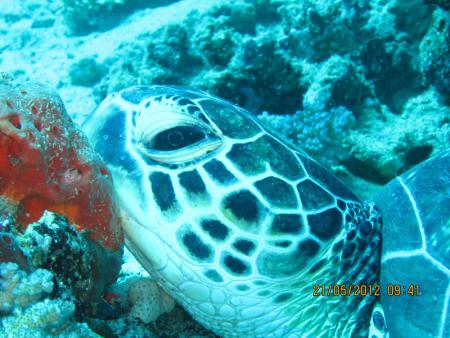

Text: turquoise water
xmin=0 ymin=1 xmax=449 ymax=337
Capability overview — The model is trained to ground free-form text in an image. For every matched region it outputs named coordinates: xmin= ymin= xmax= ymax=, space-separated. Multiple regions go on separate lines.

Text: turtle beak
xmin=118 ymin=206 xmax=168 ymax=272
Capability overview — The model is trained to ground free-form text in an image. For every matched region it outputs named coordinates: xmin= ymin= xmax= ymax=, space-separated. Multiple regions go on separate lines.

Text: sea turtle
xmin=82 ymin=86 xmax=449 ymax=338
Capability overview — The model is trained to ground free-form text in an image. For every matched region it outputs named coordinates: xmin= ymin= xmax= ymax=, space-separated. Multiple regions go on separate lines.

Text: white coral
xmin=128 ymin=277 xmax=175 ymax=324
xmin=0 ymin=263 xmax=54 ymax=314
xmin=1 ymin=297 xmax=98 ymax=337
xmin=0 ymin=263 xmax=99 ymax=337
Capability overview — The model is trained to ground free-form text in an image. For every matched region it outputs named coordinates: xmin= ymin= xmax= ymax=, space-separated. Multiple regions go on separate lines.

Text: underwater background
xmin=0 ymin=0 xmax=449 ymax=337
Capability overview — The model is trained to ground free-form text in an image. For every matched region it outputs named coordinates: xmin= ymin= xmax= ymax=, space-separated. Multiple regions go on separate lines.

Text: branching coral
xmin=0 ymin=263 xmax=53 ymax=314
xmin=259 ymin=106 xmax=355 ymax=169
xmin=0 ymin=263 xmax=99 ymax=337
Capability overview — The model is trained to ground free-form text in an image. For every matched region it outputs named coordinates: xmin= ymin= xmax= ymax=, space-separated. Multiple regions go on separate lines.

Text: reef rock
xmin=0 ymin=74 xmax=123 ymax=302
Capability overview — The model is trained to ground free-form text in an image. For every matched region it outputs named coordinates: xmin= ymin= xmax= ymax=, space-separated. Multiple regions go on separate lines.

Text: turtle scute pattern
xmin=83 ymin=86 xmax=383 ymax=338
xmin=374 ymin=150 xmax=450 ymax=338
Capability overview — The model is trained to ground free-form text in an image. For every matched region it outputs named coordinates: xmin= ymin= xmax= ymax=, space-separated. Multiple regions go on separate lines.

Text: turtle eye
xmin=149 ymin=126 xmax=206 ymax=151
xmin=136 ymin=117 xmax=223 ymax=164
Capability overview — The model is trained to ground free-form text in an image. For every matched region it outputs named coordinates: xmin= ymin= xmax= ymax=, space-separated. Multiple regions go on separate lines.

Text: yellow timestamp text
xmin=312 ymin=284 xmax=421 ymax=297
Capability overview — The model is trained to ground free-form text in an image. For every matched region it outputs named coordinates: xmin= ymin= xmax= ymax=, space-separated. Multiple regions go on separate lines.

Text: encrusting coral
xmin=259 ymin=106 xmax=355 ymax=169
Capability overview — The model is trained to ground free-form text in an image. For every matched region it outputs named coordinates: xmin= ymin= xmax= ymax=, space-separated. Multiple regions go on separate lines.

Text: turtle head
xmin=83 ymin=85 xmax=383 ymax=337
xmin=82 ymin=86 xmax=271 ymax=270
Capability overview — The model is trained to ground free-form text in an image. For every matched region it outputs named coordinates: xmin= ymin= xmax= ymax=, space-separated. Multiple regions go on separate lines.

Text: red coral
xmin=0 ymin=82 xmax=123 ymax=251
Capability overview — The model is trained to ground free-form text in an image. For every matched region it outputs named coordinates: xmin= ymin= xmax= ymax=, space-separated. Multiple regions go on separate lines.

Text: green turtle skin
xmin=83 ymin=86 xmax=385 ymax=337
xmin=372 ymin=151 xmax=450 ymax=338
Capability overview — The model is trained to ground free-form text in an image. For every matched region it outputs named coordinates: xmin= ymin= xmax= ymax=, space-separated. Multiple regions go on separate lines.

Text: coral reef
xmin=104 ymin=255 xmax=176 ymax=326
xmin=0 ymin=262 xmax=99 ymax=337
xmin=345 ymin=89 xmax=449 ymax=186
xmin=92 ymin=0 xmax=448 ymax=197
xmin=2 ymin=0 xmax=446 ymax=197
xmin=301 ymin=55 xmax=374 ymax=117
xmin=20 ymin=212 xmax=96 ymax=304
xmin=420 ymin=8 xmax=450 ymax=96
xmin=0 ymin=0 xmax=449 ymax=334
xmin=62 ymin=0 xmax=137 ymax=34
xmin=0 ymin=211 xmax=117 ymax=308
xmin=0 ymin=212 xmax=213 ymax=337
xmin=94 ymin=23 xmax=204 ymax=98
xmin=0 ymin=263 xmax=53 ymax=314
xmin=259 ymin=106 xmax=355 ymax=169
xmin=0 ymin=223 xmax=99 ymax=337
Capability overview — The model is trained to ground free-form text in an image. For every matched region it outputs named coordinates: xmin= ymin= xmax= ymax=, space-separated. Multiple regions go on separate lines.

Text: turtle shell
xmin=372 ymin=150 xmax=450 ymax=338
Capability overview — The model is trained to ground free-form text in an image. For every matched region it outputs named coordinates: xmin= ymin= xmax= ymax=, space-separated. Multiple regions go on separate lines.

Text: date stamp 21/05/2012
xmin=313 ymin=284 xmax=421 ymax=297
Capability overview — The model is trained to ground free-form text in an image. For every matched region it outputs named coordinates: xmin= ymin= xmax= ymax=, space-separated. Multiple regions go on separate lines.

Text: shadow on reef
xmin=63 ymin=0 xmax=182 ymax=35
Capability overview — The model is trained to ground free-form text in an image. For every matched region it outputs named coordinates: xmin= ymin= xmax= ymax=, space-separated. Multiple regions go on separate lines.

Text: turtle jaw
xmin=118 ymin=206 xmax=168 ymax=272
